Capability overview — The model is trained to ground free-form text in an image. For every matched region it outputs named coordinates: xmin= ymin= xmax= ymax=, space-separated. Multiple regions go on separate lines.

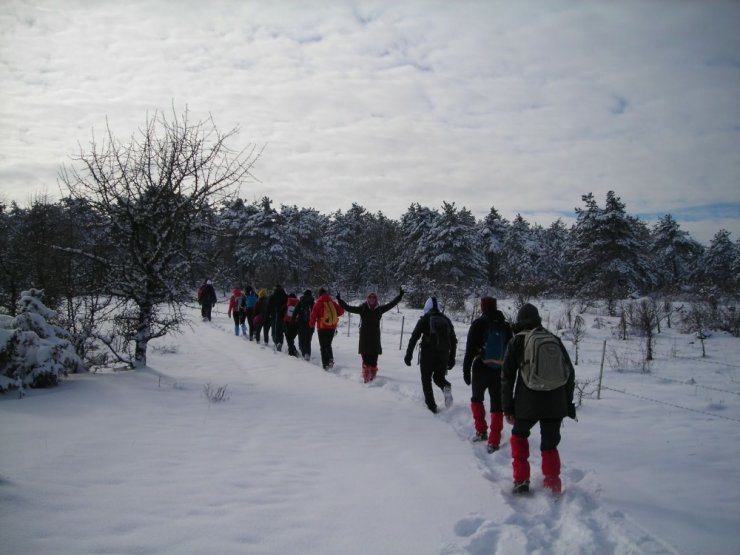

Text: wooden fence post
xmin=597 ymin=339 xmax=607 ymax=400
xmin=399 ymin=316 xmax=405 ymax=350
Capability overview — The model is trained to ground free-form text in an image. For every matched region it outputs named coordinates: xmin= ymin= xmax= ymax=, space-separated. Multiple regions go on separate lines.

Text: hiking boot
xmin=276 ymin=342 xmax=283 ymax=352
xmin=512 ymin=481 xmax=530 ymax=495
xmin=472 ymin=431 xmax=488 ymax=443
xmin=486 ymin=443 xmax=499 ymax=454
xmin=328 ymin=360 xmax=334 ymax=369
xmin=443 ymin=386 xmax=453 ymax=408
xmin=426 ymin=402 xmax=438 ymax=414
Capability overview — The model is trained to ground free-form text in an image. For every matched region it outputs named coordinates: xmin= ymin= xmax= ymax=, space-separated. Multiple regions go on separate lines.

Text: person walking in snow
xmin=309 ymin=288 xmax=344 ymax=370
xmin=227 ymin=287 xmax=247 ymax=336
xmin=462 ymin=297 xmax=513 ymax=453
xmin=253 ymin=288 xmax=270 ymax=344
xmin=267 ymin=284 xmax=288 ymax=351
xmin=284 ymin=293 xmax=300 ymax=357
xmin=502 ymin=303 xmax=576 ymax=495
xmin=404 ymin=297 xmax=457 ymax=414
xmin=244 ymin=285 xmax=258 ymax=340
xmin=337 ymin=287 xmax=404 ymax=383
xmin=198 ymin=279 xmax=217 ymax=322
xmin=294 ymin=289 xmax=315 ymax=361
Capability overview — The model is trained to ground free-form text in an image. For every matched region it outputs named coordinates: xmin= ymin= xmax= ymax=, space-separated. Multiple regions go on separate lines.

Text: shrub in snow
xmin=0 ymin=289 xmax=86 ymax=392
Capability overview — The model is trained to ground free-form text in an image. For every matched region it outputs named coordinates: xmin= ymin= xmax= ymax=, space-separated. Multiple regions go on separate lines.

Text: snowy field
xmin=1 ymin=297 xmax=739 ymax=555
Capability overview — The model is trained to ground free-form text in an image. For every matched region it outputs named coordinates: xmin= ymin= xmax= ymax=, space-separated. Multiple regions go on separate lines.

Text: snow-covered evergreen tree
xmin=567 ymin=191 xmax=654 ymax=314
xmin=649 ymin=214 xmax=703 ymax=293
xmin=0 ymin=289 xmax=86 ymax=392
xmin=478 ymin=206 xmax=509 ymax=288
xmin=693 ymin=229 xmax=737 ymax=293
xmin=279 ymin=204 xmax=329 ymax=287
xmin=499 ymin=214 xmax=542 ymax=298
xmin=237 ymin=197 xmax=289 ymax=286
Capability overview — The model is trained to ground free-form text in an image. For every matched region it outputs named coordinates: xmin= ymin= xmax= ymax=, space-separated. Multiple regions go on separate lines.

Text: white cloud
xmin=1 ymin=0 xmax=738 ymax=244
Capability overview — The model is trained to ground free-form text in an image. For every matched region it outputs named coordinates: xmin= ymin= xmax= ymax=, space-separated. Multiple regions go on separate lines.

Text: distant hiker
xmin=309 ymin=287 xmax=345 ymax=370
xmin=198 ymin=279 xmax=217 ymax=322
xmin=267 ymin=284 xmax=288 ymax=351
xmin=462 ymin=297 xmax=513 ymax=453
xmin=227 ymin=287 xmax=247 ymax=336
xmin=244 ymin=285 xmax=258 ymax=340
xmin=253 ymin=288 xmax=270 ymax=344
xmin=284 ymin=293 xmax=300 ymax=357
xmin=338 ymin=287 xmax=404 ymax=383
xmin=502 ymin=303 xmax=576 ymax=495
xmin=404 ymin=297 xmax=457 ymax=414
xmin=294 ymin=289 xmax=315 ymax=361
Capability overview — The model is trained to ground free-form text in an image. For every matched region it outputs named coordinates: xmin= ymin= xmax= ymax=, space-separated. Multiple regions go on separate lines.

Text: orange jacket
xmin=309 ymin=293 xmax=345 ymax=330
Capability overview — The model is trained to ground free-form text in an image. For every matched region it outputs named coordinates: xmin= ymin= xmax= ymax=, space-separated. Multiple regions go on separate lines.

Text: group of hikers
xmin=197 ymin=279 xmax=576 ymax=496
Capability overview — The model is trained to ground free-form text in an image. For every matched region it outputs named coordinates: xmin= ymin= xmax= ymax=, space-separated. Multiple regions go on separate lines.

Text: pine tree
xmin=649 ymin=214 xmax=703 ymax=293
xmin=694 ymin=229 xmax=737 ymax=293
xmin=567 ymin=191 xmax=653 ymax=314
xmin=478 ymin=206 xmax=509 ymax=288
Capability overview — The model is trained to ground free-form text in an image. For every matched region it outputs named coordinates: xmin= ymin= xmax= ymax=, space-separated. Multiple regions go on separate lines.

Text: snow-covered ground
xmin=1 ymin=298 xmax=739 ymax=555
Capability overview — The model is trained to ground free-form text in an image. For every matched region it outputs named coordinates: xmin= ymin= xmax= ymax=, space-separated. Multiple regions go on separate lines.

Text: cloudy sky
xmin=1 ymin=0 xmax=738 ymax=244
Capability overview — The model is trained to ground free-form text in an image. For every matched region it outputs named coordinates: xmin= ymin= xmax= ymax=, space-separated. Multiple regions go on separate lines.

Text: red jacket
xmin=309 ymin=293 xmax=345 ymax=330
xmin=227 ymin=288 xmax=243 ymax=317
xmin=284 ymin=297 xmax=299 ymax=323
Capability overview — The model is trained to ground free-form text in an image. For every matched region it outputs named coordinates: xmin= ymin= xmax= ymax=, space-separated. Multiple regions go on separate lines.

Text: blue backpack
xmin=481 ymin=322 xmax=507 ymax=369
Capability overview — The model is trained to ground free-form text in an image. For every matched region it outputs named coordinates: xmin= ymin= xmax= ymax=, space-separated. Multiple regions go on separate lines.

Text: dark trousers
xmin=232 ymin=311 xmax=246 ymax=326
xmin=419 ymin=354 xmax=450 ymax=409
xmin=285 ymin=323 xmax=299 ymax=356
xmin=471 ymin=363 xmax=503 ymax=412
xmin=511 ymin=418 xmax=562 ymax=451
xmin=317 ymin=329 xmax=335 ymax=367
xmin=245 ymin=308 xmax=255 ymax=337
xmin=272 ymin=314 xmax=285 ymax=347
xmin=361 ymin=353 xmax=379 ymax=367
xmin=201 ymin=303 xmax=213 ymax=321
xmin=298 ymin=326 xmax=314 ymax=358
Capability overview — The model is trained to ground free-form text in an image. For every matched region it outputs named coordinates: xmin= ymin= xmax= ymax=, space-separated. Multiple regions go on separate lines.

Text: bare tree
xmin=59 ymin=107 xmax=262 ymax=367
xmin=631 ymin=298 xmax=659 ymax=361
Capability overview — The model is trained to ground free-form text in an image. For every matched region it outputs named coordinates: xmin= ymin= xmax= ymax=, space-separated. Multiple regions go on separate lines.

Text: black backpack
xmin=427 ymin=313 xmax=451 ymax=352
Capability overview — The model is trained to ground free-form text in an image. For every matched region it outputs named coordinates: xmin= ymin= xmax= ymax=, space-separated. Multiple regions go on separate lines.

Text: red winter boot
xmin=488 ymin=411 xmax=504 ymax=450
xmin=510 ymin=434 xmax=530 ymax=483
xmin=361 ymin=364 xmax=370 ymax=384
xmin=542 ymin=449 xmax=562 ymax=494
xmin=471 ymin=402 xmax=488 ymax=441
xmin=369 ymin=366 xmax=378 ymax=382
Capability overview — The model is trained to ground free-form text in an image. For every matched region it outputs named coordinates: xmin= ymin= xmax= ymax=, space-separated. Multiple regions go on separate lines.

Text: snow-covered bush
xmin=0 ymin=289 xmax=86 ymax=393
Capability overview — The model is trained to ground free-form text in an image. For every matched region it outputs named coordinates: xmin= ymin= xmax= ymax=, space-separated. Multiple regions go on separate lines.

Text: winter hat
xmin=480 ymin=297 xmax=497 ymax=316
xmin=367 ymin=292 xmax=378 ymax=307
xmin=423 ymin=297 xmax=437 ymax=314
xmin=304 ymin=289 xmax=312 ymax=297
xmin=516 ymin=303 xmax=542 ymax=329
xmin=206 ymin=279 xmax=212 ymax=285
xmin=258 ymin=288 xmax=268 ymax=298
xmin=318 ymin=287 xmax=327 ymax=296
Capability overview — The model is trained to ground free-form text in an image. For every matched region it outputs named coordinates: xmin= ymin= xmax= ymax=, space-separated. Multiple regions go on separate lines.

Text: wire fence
xmin=599 ymin=385 xmax=740 ymax=423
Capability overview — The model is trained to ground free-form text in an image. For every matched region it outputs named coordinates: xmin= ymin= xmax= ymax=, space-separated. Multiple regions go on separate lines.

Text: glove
xmin=447 ymin=359 xmax=455 ymax=370
xmin=463 ymin=369 xmax=471 ymax=386
xmin=336 ymin=291 xmax=341 ymax=301
xmin=404 ymin=354 xmax=412 ymax=366
xmin=399 ymin=287 xmax=405 ymax=296
xmin=567 ymin=402 xmax=577 ymax=420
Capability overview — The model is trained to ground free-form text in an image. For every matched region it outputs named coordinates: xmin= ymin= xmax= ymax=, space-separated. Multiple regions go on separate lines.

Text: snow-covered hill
xmin=1 ymin=299 xmax=738 ymax=554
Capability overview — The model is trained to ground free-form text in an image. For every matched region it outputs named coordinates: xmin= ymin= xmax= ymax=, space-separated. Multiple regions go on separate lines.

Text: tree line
xmin=1 ymin=109 xmax=738 ymax=372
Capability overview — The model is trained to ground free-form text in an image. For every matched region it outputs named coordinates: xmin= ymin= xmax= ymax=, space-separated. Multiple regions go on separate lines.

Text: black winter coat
xmin=501 ymin=326 xmax=575 ymax=420
xmin=338 ymin=292 xmax=403 ymax=356
xmin=462 ymin=311 xmax=513 ymax=373
xmin=405 ymin=308 xmax=458 ymax=367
